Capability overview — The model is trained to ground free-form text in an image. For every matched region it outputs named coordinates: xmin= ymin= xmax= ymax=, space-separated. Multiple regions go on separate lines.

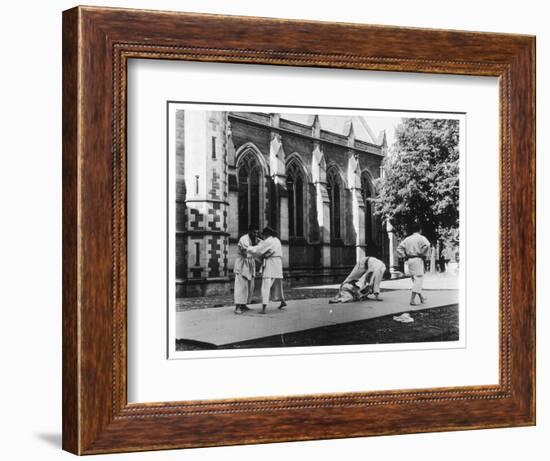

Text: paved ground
xmin=175 ymin=287 xmax=458 ymax=346
xmin=177 ymin=304 xmax=459 ymax=350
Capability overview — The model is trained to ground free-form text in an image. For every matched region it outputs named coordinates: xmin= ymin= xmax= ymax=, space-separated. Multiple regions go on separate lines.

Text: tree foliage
xmin=373 ymin=118 xmax=460 ymax=243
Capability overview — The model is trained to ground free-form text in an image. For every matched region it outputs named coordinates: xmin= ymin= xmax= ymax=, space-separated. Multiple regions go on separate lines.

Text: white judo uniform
xmin=363 ymin=257 xmax=386 ymax=295
xmin=247 ymin=236 xmax=285 ymax=305
xmin=397 ymin=232 xmax=431 ymax=294
xmin=343 ymin=256 xmax=386 ymax=295
xmin=233 ymin=234 xmax=258 ymax=305
xmin=329 ymin=256 xmax=386 ymax=303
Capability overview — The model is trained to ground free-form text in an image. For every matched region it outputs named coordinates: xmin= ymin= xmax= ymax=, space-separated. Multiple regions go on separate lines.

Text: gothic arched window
xmin=237 ymin=150 xmax=264 ymax=236
xmin=286 ymin=160 xmax=306 ymax=238
xmin=327 ymin=167 xmax=342 ymax=240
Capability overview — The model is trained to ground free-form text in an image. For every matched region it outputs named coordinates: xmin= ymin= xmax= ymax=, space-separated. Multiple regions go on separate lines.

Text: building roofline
xmin=228 ymin=112 xmax=385 ymax=156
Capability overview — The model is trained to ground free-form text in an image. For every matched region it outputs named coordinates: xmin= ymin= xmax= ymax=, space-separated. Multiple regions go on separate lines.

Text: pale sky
xmin=362 ymin=116 xmax=402 ymax=147
xmin=281 ymin=113 xmax=403 ymax=148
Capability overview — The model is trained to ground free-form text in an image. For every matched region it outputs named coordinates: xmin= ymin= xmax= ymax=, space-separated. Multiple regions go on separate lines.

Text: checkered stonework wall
xmin=208 ymin=113 xmax=228 ymax=203
xmin=181 ymin=111 xmax=230 ymax=285
xmin=187 ymin=236 xmax=206 ymax=280
xmin=207 ymin=235 xmax=222 ymax=277
xmin=202 ymin=201 xmax=230 ymax=278
xmin=188 ymin=206 xmax=205 ymax=231
xmin=206 ymin=201 xmax=223 ymax=231
xmin=223 ymin=234 xmax=228 ymax=277
xmin=175 ymin=233 xmax=186 ymax=280
xmin=205 ymin=112 xmax=229 ymax=279
xmin=209 ymin=168 xmax=221 ymax=200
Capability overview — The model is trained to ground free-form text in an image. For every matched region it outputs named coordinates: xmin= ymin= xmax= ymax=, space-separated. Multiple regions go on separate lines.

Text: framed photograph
xmin=62 ymin=6 xmax=535 ymax=455
xmin=165 ymin=102 xmax=466 ymax=361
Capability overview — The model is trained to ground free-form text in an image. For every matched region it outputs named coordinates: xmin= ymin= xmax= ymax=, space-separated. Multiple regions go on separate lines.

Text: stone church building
xmin=175 ymin=109 xmax=396 ymax=297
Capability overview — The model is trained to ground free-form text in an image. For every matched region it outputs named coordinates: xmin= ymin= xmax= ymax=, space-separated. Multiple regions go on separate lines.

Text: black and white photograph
xmin=169 ymin=103 xmax=464 ymax=355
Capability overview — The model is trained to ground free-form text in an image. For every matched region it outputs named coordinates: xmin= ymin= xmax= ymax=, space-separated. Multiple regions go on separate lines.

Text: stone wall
xmin=176 ymin=111 xmax=388 ymax=297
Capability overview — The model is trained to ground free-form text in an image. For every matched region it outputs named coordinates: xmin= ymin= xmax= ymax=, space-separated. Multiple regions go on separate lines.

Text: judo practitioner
xmin=247 ymin=226 xmax=287 ymax=314
xmin=439 ymin=247 xmax=450 ymax=273
xmin=330 ymin=255 xmax=386 ymax=303
xmin=397 ymin=225 xmax=431 ymax=305
xmin=233 ymin=223 xmax=261 ymax=314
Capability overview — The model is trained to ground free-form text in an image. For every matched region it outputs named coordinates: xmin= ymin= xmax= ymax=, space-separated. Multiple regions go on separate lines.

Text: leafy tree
xmin=373 ymin=118 xmax=460 ymax=244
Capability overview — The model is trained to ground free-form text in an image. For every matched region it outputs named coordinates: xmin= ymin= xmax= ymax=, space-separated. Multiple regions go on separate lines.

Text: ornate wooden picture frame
xmin=62 ymin=5 xmax=535 ymax=455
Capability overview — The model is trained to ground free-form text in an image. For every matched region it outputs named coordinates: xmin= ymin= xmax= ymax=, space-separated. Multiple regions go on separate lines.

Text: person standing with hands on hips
xmin=397 ymin=224 xmax=431 ymax=306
